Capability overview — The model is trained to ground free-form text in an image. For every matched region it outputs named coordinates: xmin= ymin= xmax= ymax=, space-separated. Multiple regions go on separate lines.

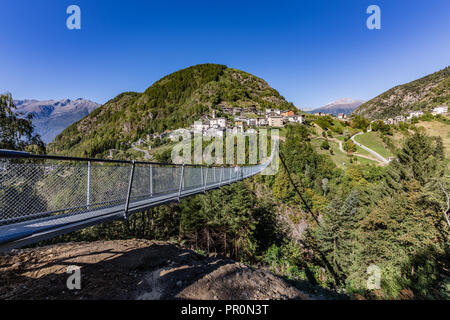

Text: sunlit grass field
xmin=354 ymin=131 xmax=394 ymax=158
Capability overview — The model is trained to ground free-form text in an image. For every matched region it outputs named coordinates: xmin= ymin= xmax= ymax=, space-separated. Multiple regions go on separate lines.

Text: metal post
xmin=200 ymin=166 xmax=204 ymax=188
xmin=178 ymin=165 xmax=185 ymax=202
xmin=229 ymin=167 xmax=232 ymax=184
xmin=149 ymin=165 xmax=153 ymax=197
xmin=219 ymin=166 xmax=224 ymax=186
xmin=204 ymin=166 xmax=209 ymax=193
xmin=124 ymin=161 xmax=136 ymax=220
xmin=87 ymin=161 xmax=91 ymax=209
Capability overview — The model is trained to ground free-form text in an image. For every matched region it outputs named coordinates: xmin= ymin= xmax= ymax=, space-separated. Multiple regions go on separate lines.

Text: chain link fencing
xmin=0 ymin=157 xmax=268 ymax=226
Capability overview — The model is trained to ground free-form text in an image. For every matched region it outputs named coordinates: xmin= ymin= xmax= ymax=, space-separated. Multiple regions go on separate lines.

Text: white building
xmin=268 ymin=116 xmax=284 ymax=127
xmin=394 ymin=115 xmax=406 ymax=124
xmin=247 ymin=118 xmax=257 ymax=127
xmin=384 ymin=118 xmax=394 ymax=125
xmin=257 ymin=118 xmax=267 ymax=126
xmin=209 ymin=117 xmax=227 ymax=128
xmin=228 ymin=126 xmax=244 ymax=134
xmin=287 ymin=115 xmax=305 ymax=124
xmin=407 ymin=111 xmax=424 ymax=119
xmin=432 ymin=106 xmax=448 ymax=115
xmin=192 ymin=121 xmax=210 ymax=133
xmin=204 ymin=127 xmax=225 ymax=137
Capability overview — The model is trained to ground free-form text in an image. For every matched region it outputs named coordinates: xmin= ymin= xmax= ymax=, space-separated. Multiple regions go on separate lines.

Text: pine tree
xmin=0 ymin=93 xmax=44 ymax=152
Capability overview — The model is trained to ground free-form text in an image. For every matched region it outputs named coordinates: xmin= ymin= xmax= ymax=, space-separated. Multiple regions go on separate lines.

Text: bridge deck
xmin=0 ymin=148 xmax=274 ymax=252
xmin=0 ymin=179 xmax=240 ymax=252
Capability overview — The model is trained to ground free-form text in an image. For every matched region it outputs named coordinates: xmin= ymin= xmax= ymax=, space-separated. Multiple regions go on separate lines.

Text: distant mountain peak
xmin=323 ymin=98 xmax=364 ymax=107
xmin=306 ymin=98 xmax=365 ymax=116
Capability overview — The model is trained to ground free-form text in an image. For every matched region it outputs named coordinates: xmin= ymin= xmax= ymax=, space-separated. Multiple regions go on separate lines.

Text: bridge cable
xmin=278 ymin=151 xmax=319 ymax=225
xmin=278 ymin=151 xmax=344 ymax=286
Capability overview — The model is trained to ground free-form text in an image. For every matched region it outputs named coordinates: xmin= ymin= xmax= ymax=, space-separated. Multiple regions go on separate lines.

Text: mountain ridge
xmin=14 ymin=98 xmax=100 ymax=143
xmin=353 ymin=66 xmax=449 ymax=119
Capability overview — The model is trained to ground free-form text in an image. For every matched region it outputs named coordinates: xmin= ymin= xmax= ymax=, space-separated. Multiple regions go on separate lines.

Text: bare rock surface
xmin=0 ymin=239 xmax=310 ymax=300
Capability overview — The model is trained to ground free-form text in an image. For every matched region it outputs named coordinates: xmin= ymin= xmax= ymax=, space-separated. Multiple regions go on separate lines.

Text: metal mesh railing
xmin=0 ymin=152 xmax=270 ymax=226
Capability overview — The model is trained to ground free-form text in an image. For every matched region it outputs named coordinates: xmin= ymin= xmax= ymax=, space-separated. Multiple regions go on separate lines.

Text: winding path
xmin=330 ymin=137 xmax=380 ymax=162
xmin=132 ymin=144 xmax=152 ymax=160
xmin=351 ymin=132 xmax=389 ymax=164
xmin=311 ymin=136 xmax=381 ymax=163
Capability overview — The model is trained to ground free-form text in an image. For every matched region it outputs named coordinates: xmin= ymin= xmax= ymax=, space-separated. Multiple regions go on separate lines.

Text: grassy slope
xmin=311 ymin=138 xmax=376 ymax=169
xmin=386 ymin=118 xmax=449 ymax=158
xmin=354 ymin=131 xmax=394 ymax=158
xmin=309 ymin=123 xmax=377 ymax=168
xmin=353 ymin=66 xmax=449 ymax=119
xmin=414 ymin=119 xmax=450 ymax=171
xmin=415 ymin=120 xmax=450 ymax=157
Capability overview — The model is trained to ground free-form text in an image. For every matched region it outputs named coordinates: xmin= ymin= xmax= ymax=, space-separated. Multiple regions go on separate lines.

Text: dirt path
xmin=312 ymin=136 xmax=381 ymax=163
xmin=330 ymin=137 xmax=382 ymax=162
xmin=0 ymin=240 xmax=311 ymax=300
xmin=131 ymin=144 xmax=152 ymax=160
xmin=351 ymin=132 xmax=389 ymax=164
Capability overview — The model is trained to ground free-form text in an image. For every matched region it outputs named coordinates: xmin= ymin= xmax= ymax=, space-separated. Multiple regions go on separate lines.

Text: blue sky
xmin=0 ymin=0 xmax=449 ymax=109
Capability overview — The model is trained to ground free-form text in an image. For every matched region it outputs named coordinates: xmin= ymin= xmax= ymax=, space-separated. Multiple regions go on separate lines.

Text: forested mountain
xmin=306 ymin=98 xmax=364 ymax=116
xmin=14 ymin=98 xmax=99 ymax=143
xmin=353 ymin=67 xmax=449 ymax=119
xmin=48 ymin=64 xmax=293 ymax=157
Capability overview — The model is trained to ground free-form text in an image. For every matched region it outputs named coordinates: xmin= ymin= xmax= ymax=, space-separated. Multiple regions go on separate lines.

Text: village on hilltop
xmin=131 ymin=106 xmax=306 ymax=147
xmin=189 ymin=106 xmax=306 ymax=137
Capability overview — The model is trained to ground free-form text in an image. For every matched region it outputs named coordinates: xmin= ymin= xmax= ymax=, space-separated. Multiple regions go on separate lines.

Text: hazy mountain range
xmin=305 ymin=98 xmax=365 ymax=116
xmin=14 ymin=98 xmax=100 ymax=143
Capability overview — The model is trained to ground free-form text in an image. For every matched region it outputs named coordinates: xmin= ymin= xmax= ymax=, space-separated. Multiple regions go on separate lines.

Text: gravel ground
xmin=0 ymin=239 xmax=310 ymax=300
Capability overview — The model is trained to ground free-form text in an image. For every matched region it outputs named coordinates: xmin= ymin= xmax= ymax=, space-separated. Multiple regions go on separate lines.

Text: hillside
xmin=306 ymin=98 xmax=364 ymax=116
xmin=48 ymin=64 xmax=292 ymax=157
xmin=353 ymin=67 xmax=449 ymax=119
xmin=0 ymin=240 xmax=315 ymax=300
xmin=14 ymin=98 xmax=100 ymax=143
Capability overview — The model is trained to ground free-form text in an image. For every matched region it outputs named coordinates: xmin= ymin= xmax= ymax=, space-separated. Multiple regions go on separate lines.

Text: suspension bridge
xmin=0 ymin=150 xmax=273 ymax=252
